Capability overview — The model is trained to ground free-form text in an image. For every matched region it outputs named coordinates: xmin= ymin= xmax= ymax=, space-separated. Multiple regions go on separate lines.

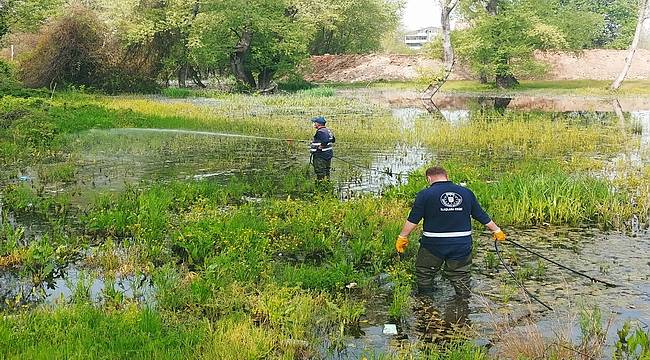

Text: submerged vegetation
xmin=0 ymin=86 xmax=649 ymax=358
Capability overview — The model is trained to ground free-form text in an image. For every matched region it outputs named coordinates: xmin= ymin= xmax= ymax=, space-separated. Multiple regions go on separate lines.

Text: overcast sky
xmin=401 ymin=0 xmax=440 ymax=31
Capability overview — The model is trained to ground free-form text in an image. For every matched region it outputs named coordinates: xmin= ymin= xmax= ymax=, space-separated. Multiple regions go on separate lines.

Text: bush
xmin=20 ymin=4 xmax=105 ymax=89
xmin=278 ymin=74 xmax=315 ymax=92
xmin=0 ymin=60 xmax=19 ymax=90
xmin=19 ymin=4 xmax=159 ymax=94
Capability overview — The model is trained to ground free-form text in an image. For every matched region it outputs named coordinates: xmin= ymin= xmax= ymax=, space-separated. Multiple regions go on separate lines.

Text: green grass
xmin=0 ymin=305 xmax=206 ymax=360
xmin=388 ymin=160 xmax=648 ymax=229
xmin=439 ymin=80 xmax=650 ymax=96
xmin=326 ymin=79 xmax=650 ymax=96
xmin=160 ymin=87 xmax=193 ymax=98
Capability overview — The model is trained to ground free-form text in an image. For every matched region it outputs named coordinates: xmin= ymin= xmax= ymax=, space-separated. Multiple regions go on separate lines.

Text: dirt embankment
xmin=306 ymin=50 xmax=650 ymax=83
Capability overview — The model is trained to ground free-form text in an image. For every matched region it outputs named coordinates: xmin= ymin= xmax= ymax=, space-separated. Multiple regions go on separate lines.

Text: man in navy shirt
xmin=310 ymin=116 xmax=335 ymax=180
xmin=396 ymin=166 xmax=506 ymax=297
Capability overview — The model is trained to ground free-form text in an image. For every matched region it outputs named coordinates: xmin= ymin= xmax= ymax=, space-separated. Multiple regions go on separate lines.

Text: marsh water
xmin=1 ymin=90 xmax=649 ymax=358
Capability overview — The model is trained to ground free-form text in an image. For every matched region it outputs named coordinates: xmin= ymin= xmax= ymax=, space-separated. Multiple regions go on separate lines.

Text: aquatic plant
xmin=614 ymin=321 xmax=650 ymax=360
xmin=37 ymin=163 xmax=75 ymax=184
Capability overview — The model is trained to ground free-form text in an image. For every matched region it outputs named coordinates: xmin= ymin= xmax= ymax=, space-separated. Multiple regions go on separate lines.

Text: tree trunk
xmin=230 ymin=28 xmax=256 ymax=88
xmin=190 ymin=67 xmax=207 ymax=88
xmin=257 ymin=68 xmax=276 ymax=93
xmin=178 ymin=65 xmax=187 ymax=88
xmin=495 ymin=73 xmax=518 ymax=88
xmin=486 ymin=0 xmax=498 ymax=16
xmin=421 ymin=0 xmax=459 ymax=100
xmin=440 ymin=0 xmax=457 ymax=70
xmin=611 ymin=0 xmax=649 ymax=90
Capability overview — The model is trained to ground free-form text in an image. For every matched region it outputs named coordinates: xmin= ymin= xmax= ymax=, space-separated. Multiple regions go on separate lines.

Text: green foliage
xmin=0 ymin=305 xmax=206 ymax=359
xmin=454 ymin=0 xmax=639 ymax=85
xmin=37 ymin=163 xmax=75 ymax=184
xmin=295 ymin=86 xmax=335 ymax=97
xmin=307 ymin=0 xmax=402 ymax=55
xmin=578 ymin=305 xmax=605 ymax=341
xmin=0 ymin=1 xmax=10 ymax=39
xmin=4 ymin=0 xmax=64 ymax=33
xmin=277 ymin=74 xmax=315 ymax=91
xmin=455 ymin=4 xmax=562 ymax=86
xmin=568 ymin=0 xmax=639 ymax=48
xmin=161 ymin=87 xmax=193 ymax=98
xmin=0 ymin=60 xmax=19 ymax=91
xmin=615 ymin=322 xmax=650 ymax=359
xmin=424 ymin=341 xmax=489 ymax=360
xmin=0 ymin=222 xmax=23 ymax=255
xmin=387 ymin=159 xmax=637 ymax=228
xmin=517 ymin=0 xmax=605 ymax=49
xmin=387 ymin=261 xmax=413 ymax=319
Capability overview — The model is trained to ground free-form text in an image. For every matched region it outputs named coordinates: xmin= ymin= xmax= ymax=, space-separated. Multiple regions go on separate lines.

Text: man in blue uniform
xmin=310 ymin=116 xmax=335 ymax=180
xmin=396 ymin=166 xmax=506 ymax=297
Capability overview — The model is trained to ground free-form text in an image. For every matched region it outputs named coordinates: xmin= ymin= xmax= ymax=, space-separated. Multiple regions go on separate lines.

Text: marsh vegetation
xmin=0 ymin=86 xmax=649 ymax=359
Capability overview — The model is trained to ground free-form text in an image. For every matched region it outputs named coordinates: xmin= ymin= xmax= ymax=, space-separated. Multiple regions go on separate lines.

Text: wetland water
xmin=1 ymin=91 xmax=649 ymax=358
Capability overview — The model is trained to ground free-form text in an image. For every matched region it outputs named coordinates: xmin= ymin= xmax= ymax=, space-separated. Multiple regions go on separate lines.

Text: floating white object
xmin=383 ymin=324 xmax=398 ymax=335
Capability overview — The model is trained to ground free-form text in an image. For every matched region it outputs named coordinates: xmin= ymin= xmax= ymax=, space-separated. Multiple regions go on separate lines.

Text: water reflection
xmin=0 ymin=265 xmax=154 ymax=308
xmin=440 ymin=109 xmax=470 ymax=125
xmin=631 ymin=111 xmax=650 ymax=155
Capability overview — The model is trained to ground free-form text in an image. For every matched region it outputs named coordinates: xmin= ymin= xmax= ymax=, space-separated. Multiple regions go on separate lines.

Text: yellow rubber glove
xmin=396 ymin=235 xmax=409 ymax=253
xmin=492 ymin=229 xmax=506 ymax=242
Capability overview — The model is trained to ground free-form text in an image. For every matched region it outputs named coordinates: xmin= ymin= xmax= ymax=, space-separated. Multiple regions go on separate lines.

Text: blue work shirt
xmin=407 ymin=181 xmax=491 ymax=260
xmin=310 ymin=127 xmax=335 ymax=160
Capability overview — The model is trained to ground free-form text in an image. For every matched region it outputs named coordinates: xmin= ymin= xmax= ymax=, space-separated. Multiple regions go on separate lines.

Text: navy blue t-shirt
xmin=407 ymin=181 xmax=491 ymax=260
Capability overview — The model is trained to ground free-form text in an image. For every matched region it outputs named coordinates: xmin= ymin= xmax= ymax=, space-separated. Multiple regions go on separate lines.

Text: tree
xmin=121 ymin=0 xmax=202 ymax=88
xmin=421 ymin=0 xmax=460 ymax=100
xmin=0 ymin=1 xmax=12 ymax=40
xmin=308 ymin=0 xmax=402 ymax=55
xmin=189 ymin=0 xmax=313 ymax=91
xmin=456 ymin=0 xmax=571 ymax=88
xmin=611 ymin=0 xmax=650 ymax=90
xmin=6 ymin=0 xmax=65 ymax=33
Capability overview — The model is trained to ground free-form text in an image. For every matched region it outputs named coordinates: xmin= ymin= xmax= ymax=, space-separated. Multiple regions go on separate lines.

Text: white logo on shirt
xmin=440 ymin=192 xmax=463 ymax=208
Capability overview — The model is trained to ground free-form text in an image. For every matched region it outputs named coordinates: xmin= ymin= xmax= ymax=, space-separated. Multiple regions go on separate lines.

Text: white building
xmin=404 ymin=26 xmax=442 ymax=50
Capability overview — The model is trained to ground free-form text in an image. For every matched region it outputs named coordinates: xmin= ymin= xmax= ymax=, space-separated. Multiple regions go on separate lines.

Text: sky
xmin=401 ymin=0 xmax=440 ymax=31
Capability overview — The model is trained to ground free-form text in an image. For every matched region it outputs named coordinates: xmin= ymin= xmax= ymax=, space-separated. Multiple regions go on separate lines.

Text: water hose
xmin=506 ymin=239 xmax=619 ymax=288
xmin=494 ymin=240 xmax=554 ymax=311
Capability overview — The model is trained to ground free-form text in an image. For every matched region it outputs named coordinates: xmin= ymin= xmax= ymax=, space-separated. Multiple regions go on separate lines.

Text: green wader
xmin=312 ymin=156 xmax=331 ymax=180
xmin=415 ymin=246 xmax=472 ymax=297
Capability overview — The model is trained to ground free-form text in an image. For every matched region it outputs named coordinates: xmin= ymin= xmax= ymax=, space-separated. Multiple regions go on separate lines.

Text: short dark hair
xmin=426 ymin=166 xmax=448 ymax=178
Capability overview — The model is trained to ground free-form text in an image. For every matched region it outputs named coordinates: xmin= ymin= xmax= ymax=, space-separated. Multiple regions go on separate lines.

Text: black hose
xmin=506 ymin=239 xmax=619 ymax=288
xmin=495 ymin=240 xmax=554 ymax=311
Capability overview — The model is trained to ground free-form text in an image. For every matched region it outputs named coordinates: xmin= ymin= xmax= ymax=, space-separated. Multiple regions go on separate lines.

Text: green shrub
xmin=161 ymin=87 xmax=193 ymax=98
xmin=278 ymin=74 xmax=315 ymax=92
xmin=0 ymin=59 xmax=19 ymax=90
xmin=20 ymin=5 xmax=106 ymax=89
